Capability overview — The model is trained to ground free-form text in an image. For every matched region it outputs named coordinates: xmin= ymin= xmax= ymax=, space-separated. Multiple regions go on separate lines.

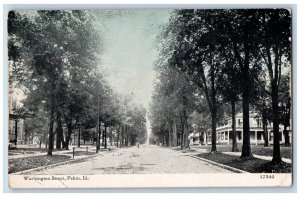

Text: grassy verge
xmin=9 ymin=155 xmax=71 ymax=174
xmin=196 ymin=152 xmax=291 ymax=173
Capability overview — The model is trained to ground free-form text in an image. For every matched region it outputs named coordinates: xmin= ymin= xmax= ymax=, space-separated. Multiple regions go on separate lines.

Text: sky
xmin=96 ymin=9 xmax=171 ymax=108
xmin=95 ymin=10 xmax=172 ymax=143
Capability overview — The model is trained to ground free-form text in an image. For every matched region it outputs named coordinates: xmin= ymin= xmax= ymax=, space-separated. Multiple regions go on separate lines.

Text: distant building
xmin=8 ymin=91 xmax=25 ymax=146
xmin=189 ymin=112 xmax=291 ymax=146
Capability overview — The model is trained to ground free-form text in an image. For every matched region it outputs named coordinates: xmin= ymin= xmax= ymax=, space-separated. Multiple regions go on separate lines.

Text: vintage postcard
xmin=7 ymin=8 xmax=293 ymax=188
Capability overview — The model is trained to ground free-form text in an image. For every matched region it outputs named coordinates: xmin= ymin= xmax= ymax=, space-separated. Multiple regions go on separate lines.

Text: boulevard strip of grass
xmin=196 ymin=152 xmax=291 ymax=173
xmin=9 ymin=151 xmax=97 ymax=174
xmin=9 ymin=155 xmax=71 ymax=174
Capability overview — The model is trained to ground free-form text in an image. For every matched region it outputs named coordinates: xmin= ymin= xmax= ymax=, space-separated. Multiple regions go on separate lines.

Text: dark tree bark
xmin=271 ymin=82 xmax=282 ymax=163
xmin=231 ymin=99 xmax=239 ymax=152
xmin=168 ymin=120 xmax=173 ymax=147
xmin=104 ymin=125 xmax=107 ymax=149
xmin=211 ymin=107 xmax=217 ymax=152
xmin=233 ymin=40 xmax=253 ymax=159
xmin=117 ymin=125 xmax=120 ymax=148
xmin=121 ymin=125 xmax=124 ymax=147
xmin=96 ymin=123 xmax=101 ymax=153
xmin=77 ymin=127 xmax=81 ymax=147
xmin=55 ymin=112 xmax=64 ymax=149
xmin=172 ymin=120 xmax=177 ymax=147
xmin=124 ymin=125 xmax=129 ymax=147
xmin=183 ymin=110 xmax=189 ymax=149
xmin=180 ymin=113 xmax=184 ymax=150
xmin=262 ymin=109 xmax=269 ymax=147
xmin=102 ymin=124 xmax=105 ymax=146
xmin=65 ymin=122 xmax=73 ymax=150
xmin=47 ymin=97 xmax=55 ymax=156
xmin=240 ymin=65 xmax=253 ymax=158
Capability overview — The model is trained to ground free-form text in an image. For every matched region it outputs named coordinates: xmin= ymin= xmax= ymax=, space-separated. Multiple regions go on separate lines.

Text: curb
xmin=12 ymin=153 xmax=101 ymax=175
xmin=190 ymin=155 xmax=249 ymax=173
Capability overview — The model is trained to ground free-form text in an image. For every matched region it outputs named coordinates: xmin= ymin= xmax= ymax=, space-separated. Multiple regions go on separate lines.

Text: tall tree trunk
xmin=56 ymin=112 xmax=63 ymax=149
xmin=168 ymin=121 xmax=173 ymax=147
xmin=183 ymin=110 xmax=189 ymax=149
xmin=231 ymin=99 xmax=239 ymax=152
xmin=65 ymin=123 xmax=72 ymax=150
xmin=102 ymin=124 xmax=105 ymax=146
xmin=117 ymin=125 xmax=120 ymax=148
xmin=173 ymin=120 xmax=177 ymax=147
xmin=180 ymin=113 xmax=184 ymax=150
xmin=96 ymin=123 xmax=101 ymax=153
xmin=240 ymin=44 xmax=253 ymax=158
xmin=47 ymin=97 xmax=55 ymax=156
xmin=77 ymin=127 xmax=81 ymax=147
xmin=271 ymin=82 xmax=282 ymax=163
xmin=210 ymin=59 xmax=217 ymax=153
xmin=104 ymin=125 xmax=107 ymax=149
xmin=240 ymin=70 xmax=253 ymax=158
xmin=211 ymin=107 xmax=217 ymax=153
xmin=125 ymin=126 xmax=129 ymax=147
xmin=262 ymin=109 xmax=269 ymax=147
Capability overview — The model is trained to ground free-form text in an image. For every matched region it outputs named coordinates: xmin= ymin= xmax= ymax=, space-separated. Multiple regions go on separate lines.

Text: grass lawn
xmin=196 ymin=152 xmax=292 ymax=173
xmin=193 ymin=144 xmax=292 ymax=159
xmin=9 ymin=155 xmax=71 ymax=174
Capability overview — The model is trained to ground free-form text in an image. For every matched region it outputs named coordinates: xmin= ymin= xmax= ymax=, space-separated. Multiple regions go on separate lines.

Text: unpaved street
xmin=31 ymin=145 xmax=231 ymax=174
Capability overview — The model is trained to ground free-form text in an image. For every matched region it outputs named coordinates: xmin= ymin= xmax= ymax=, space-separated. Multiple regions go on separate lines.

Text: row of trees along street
xmin=8 ymin=11 xmax=147 ymax=155
xmin=149 ymin=9 xmax=291 ymax=167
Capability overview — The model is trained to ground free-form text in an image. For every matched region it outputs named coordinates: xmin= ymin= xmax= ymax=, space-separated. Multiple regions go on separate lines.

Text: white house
xmin=189 ymin=112 xmax=291 ymax=145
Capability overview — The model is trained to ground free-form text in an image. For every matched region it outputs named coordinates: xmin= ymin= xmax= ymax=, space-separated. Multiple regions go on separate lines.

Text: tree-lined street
xmin=8 ymin=9 xmax=292 ymax=175
xmin=30 ymin=145 xmax=230 ymax=174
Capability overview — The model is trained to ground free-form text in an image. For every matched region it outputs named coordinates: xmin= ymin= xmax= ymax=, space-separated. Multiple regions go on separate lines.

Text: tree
xmin=150 ymin=64 xmax=196 ymax=149
xmin=257 ymin=9 xmax=291 ymax=163
xmin=8 ymin=10 xmax=102 ymax=155
xmin=217 ymin=43 xmax=242 ymax=152
xmin=158 ymin=10 xmax=234 ymax=152
xmin=278 ymin=74 xmax=291 ymax=147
